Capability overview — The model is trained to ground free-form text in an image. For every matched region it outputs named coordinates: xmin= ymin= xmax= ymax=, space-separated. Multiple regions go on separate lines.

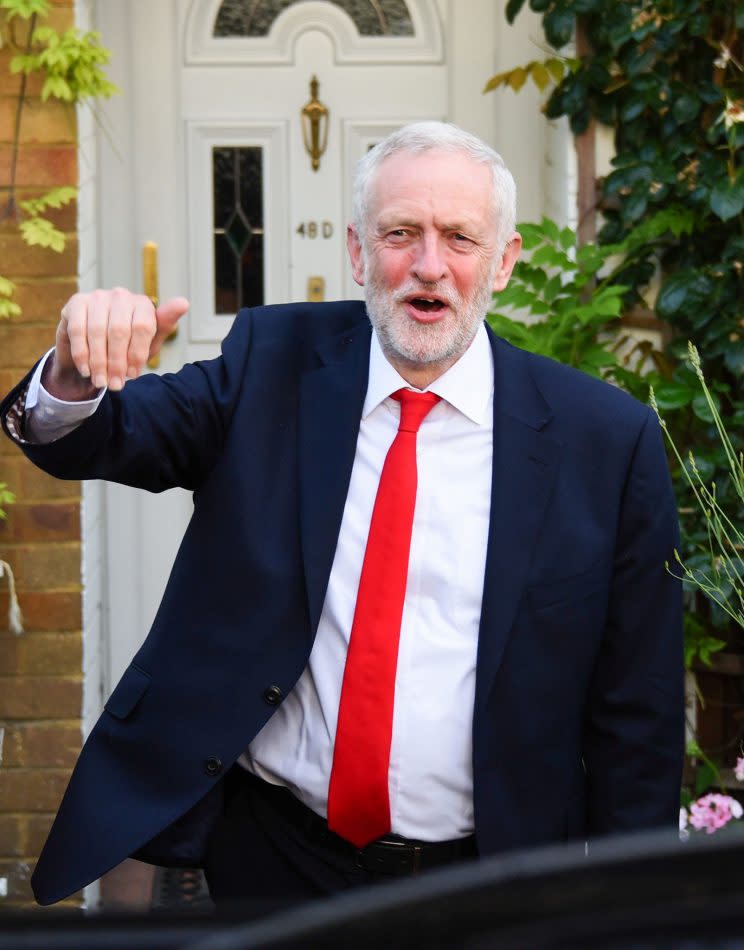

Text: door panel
xmin=95 ymin=0 xmax=506 ymax=691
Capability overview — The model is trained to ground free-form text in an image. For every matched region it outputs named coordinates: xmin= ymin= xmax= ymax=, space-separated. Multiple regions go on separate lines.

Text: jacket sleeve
xmin=0 ymin=310 xmax=254 ymax=494
xmin=584 ymin=406 xmax=684 ymax=837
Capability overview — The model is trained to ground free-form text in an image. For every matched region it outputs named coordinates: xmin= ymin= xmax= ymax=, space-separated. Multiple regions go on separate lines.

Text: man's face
xmin=347 ymin=149 xmax=521 ymax=387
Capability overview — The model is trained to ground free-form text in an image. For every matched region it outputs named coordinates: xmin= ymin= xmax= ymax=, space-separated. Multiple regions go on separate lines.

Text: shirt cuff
xmin=25 ymin=349 xmax=106 ymax=443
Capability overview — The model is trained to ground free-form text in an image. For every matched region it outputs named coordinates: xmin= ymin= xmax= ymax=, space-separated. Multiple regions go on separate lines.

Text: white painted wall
xmin=76 ymin=0 xmax=104 ymax=911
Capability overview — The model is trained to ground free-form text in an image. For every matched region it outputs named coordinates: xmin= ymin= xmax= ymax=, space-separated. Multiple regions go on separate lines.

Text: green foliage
xmin=0 ymin=277 xmax=21 ymax=320
xmin=483 ymin=56 xmax=579 ymax=94
xmin=0 ymin=482 xmax=15 ymax=521
xmin=0 ymin=0 xmax=48 ymax=20
xmin=17 ymin=185 xmax=76 ymax=253
xmin=652 ymin=343 xmax=744 ymax=635
xmin=494 ymin=0 xmax=744 ymax=800
xmin=0 ymin=2 xmax=115 ymax=320
xmin=487 ymin=217 xmax=627 ymax=375
xmin=488 ymin=209 xmax=696 ymax=377
xmin=500 ymin=0 xmax=743 ymax=376
xmin=10 ymin=24 xmax=117 ymax=104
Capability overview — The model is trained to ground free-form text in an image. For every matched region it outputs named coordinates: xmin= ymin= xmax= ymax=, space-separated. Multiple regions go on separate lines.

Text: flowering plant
xmin=680 ymin=755 xmax=744 ymax=839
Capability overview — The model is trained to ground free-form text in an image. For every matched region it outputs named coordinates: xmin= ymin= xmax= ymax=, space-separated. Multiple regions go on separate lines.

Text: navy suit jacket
xmin=0 ymin=301 xmax=684 ymax=905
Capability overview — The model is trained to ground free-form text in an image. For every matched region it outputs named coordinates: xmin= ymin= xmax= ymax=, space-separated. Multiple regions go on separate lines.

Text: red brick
xmin=0 ymin=502 xmax=80 ymax=543
xmin=0 ymin=675 xmax=81 ymax=718
xmin=0 ymin=633 xmax=81 ymax=675
xmin=0 ymin=97 xmax=76 ymax=145
xmin=0 ymin=590 xmax=80 ymax=631
xmin=0 ymin=770 xmax=70 ymax=812
xmin=5 ymin=278 xmax=77 ymax=323
xmin=0 ymin=144 xmax=77 ymax=188
xmin=7 ymin=543 xmax=81 ymax=590
xmin=3 ymin=723 xmax=81 ymax=767
xmin=25 ymin=814 xmax=53 ymax=856
xmin=0 ymin=324 xmax=56 ymax=369
xmin=0 ymin=815 xmax=23 ymax=856
xmin=19 ymin=464 xmax=81 ymax=502
xmin=0 ymin=233 xmax=77 ymax=278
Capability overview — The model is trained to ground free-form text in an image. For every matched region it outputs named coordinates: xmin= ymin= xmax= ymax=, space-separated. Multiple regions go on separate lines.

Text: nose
xmin=411 ymin=234 xmax=447 ymax=284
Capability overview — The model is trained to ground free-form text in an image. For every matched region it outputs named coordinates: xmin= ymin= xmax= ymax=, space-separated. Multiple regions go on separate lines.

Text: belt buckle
xmin=357 ymin=838 xmax=424 ymax=876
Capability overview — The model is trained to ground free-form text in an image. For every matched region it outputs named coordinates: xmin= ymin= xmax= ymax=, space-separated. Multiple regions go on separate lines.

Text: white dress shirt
xmin=26 ymin=325 xmax=494 ymax=841
xmin=244 ymin=327 xmax=494 ymax=840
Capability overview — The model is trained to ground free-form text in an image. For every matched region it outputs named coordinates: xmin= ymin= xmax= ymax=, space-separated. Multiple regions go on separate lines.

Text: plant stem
xmin=3 ymin=13 xmax=38 ymax=221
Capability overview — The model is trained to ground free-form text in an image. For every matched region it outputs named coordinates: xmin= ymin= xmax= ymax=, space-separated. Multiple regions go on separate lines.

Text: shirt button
xmin=263 ymin=685 xmax=284 ymax=706
xmin=203 ymin=756 xmax=222 ymax=777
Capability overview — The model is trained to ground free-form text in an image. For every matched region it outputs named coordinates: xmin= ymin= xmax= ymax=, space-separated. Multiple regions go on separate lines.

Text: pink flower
xmin=735 ymin=756 xmax=744 ymax=782
xmin=688 ymin=794 xmax=743 ymax=834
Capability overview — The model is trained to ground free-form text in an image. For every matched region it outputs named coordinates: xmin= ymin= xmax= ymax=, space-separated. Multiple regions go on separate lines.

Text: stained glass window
xmin=212 ymin=146 xmax=264 ymax=313
xmin=213 ymin=0 xmax=414 ymax=38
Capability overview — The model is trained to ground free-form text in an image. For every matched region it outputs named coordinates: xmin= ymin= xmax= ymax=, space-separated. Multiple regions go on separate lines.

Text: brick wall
xmin=0 ymin=0 xmax=83 ymax=908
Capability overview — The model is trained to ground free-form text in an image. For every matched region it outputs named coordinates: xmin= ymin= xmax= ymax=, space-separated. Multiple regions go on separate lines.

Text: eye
xmin=385 ymin=228 xmax=412 ymax=244
xmin=451 ymin=232 xmax=473 ymax=244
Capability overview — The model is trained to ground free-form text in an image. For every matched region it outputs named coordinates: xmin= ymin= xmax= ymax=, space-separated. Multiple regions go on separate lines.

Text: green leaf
xmin=652 ymin=381 xmax=694 ymax=410
xmin=540 ymin=217 xmax=560 ymax=242
xmin=543 ymin=6 xmax=575 ymax=48
xmin=710 ymin=176 xmax=744 ymax=222
xmin=546 ymin=58 xmax=566 ymax=83
xmin=0 ymin=275 xmax=16 ymax=297
xmin=691 ymin=391 xmax=719 ymax=423
xmin=530 ymin=245 xmax=571 ymax=270
xmin=622 ymin=189 xmax=648 ymax=222
xmin=19 ymin=185 xmax=76 ymax=216
xmin=695 ymin=761 xmax=717 ymax=796
xmin=672 ymin=94 xmax=700 ymax=124
xmin=620 ymin=98 xmax=646 ymax=122
xmin=656 ymin=271 xmax=712 ymax=319
xmin=0 ymin=297 xmax=22 ymax=320
xmin=0 ymin=0 xmax=49 ymax=20
xmin=505 ymin=0 xmax=526 ymax=23
xmin=19 ymin=217 xmax=65 ymax=252
xmin=530 ymin=62 xmax=551 ymax=92
xmin=559 ymin=226 xmax=575 ymax=250
xmin=516 ymin=223 xmax=546 ymax=250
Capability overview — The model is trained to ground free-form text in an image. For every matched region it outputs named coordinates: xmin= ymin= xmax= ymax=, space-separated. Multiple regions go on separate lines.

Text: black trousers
xmin=202 ymin=767 xmax=477 ymax=917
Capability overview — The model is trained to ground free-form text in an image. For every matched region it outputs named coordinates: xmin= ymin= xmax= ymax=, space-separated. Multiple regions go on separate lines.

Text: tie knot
xmin=392 ymin=389 xmax=441 ymax=433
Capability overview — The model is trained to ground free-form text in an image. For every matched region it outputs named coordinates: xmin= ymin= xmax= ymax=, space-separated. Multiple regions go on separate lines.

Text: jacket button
xmin=203 ymin=756 xmax=222 ymax=777
xmin=263 ymin=685 xmax=283 ymax=706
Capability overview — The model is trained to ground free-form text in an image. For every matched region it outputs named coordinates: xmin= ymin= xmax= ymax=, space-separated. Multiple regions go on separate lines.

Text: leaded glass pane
xmin=212 ymin=146 xmax=264 ymax=314
xmin=213 ymin=0 xmax=414 ymax=37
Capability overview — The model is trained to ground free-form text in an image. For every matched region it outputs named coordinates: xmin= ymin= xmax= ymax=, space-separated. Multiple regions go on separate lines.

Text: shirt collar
xmin=363 ymin=323 xmax=494 ymax=425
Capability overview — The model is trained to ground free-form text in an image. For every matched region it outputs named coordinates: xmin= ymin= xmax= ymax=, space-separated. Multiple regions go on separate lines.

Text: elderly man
xmin=1 ymin=122 xmax=683 ymax=909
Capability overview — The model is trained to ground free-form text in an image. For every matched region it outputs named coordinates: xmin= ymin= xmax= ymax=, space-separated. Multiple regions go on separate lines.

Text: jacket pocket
xmin=104 ymin=663 xmax=151 ymax=720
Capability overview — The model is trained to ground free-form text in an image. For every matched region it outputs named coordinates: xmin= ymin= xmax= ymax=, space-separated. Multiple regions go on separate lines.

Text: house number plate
xmin=296 ymin=221 xmax=334 ymax=238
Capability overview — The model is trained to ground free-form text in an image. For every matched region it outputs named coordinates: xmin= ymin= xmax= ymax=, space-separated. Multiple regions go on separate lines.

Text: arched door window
xmin=214 ymin=0 xmax=414 ymax=37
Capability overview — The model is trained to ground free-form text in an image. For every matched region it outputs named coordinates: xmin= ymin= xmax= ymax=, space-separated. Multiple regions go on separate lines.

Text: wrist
xmin=42 ymin=354 xmax=101 ymax=402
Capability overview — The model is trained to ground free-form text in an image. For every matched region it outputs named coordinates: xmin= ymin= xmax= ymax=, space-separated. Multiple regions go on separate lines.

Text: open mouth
xmin=408 ymin=297 xmax=447 ymax=314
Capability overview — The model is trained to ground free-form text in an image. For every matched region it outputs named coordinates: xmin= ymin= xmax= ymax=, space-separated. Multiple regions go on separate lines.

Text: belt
xmin=233 ymin=767 xmax=477 ymax=877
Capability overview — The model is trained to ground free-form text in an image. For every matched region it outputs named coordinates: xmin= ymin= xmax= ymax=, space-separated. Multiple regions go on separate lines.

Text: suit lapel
xmin=475 ymin=333 xmax=561 ymax=709
xmin=299 ymin=321 xmax=372 ymax=634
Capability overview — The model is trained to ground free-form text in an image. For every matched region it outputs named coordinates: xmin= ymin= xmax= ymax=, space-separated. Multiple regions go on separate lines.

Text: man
xmin=1 ymin=122 xmax=684 ymax=909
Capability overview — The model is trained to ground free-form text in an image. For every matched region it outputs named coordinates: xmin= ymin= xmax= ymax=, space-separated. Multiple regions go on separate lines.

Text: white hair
xmin=351 ymin=121 xmax=517 ymax=252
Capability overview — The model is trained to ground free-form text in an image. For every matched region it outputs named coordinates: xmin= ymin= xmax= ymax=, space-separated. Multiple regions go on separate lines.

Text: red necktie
xmin=327 ymin=388 xmax=441 ymax=848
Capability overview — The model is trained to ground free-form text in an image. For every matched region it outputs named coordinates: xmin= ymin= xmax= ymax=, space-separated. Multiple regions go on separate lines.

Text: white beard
xmin=364 ymin=265 xmax=496 ymax=372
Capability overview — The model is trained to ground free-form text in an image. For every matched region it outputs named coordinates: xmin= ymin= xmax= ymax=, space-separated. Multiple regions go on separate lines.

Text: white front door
xmin=93 ymin=0 xmax=544 ymax=689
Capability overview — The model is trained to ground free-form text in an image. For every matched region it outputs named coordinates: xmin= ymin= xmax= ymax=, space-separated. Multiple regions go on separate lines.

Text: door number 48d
xmin=296 ymin=221 xmax=334 ymax=239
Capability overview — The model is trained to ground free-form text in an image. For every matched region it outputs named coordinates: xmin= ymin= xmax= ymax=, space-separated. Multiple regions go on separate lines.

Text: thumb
xmin=151 ymin=296 xmax=189 ymax=352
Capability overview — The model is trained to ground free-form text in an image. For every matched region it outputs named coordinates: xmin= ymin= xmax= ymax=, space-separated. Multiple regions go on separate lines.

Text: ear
xmin=491 ymin=232 xmax=522 ymax=292
xmin=346 ymin=225 xmax=366 ymax=287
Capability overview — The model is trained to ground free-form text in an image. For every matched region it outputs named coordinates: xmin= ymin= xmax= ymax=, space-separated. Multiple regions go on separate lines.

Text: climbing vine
xmin=487 ymin=0 xmax=744 ymax=783
xmin=0 ymin=0 xmax=116 ymax=318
